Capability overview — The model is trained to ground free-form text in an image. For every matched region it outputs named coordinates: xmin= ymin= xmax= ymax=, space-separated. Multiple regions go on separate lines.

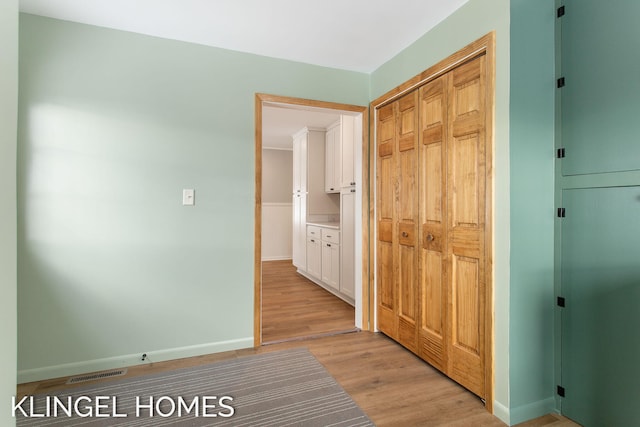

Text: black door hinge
xmin=557 ymin=296 xmax=566 ymax=307
xmin=557 ymin=148 xmax=565 ymax=158
xmin=557 ymin=77 xmax=566 ymax=88
xmin=557 ymin=208 xmax=566 ymax=218
xmin=557 ymin=385 xmax=566 ymax=397
xmin=557 ymin=6 xmax=565 ymax=18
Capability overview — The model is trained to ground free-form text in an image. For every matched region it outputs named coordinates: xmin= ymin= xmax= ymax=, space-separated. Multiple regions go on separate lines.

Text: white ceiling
xmin=262 ymin=104 xmax=342 ymax=150
xmin=19 ymin=0 xmax=469 ymax=73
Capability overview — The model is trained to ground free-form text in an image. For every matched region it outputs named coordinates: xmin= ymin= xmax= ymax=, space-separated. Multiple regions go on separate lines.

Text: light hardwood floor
xmin=261 ymin=259 xmax=356 ymax=343
xmin=17 ymin=261 xmax=579 ymax=426
xmin=17 ymin=332 xmax=578 ymax=426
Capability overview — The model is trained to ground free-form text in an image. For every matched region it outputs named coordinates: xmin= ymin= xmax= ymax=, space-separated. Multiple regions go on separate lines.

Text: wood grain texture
xmin=16 ymin=331 xmax=577 ymax=427
xmin=372 ymin=32 xmax=495 ymax=410
xmin=261 ymin=260 xmax=355 ymax=343
xmin=254 ymin=94 xmax=264 ymax=346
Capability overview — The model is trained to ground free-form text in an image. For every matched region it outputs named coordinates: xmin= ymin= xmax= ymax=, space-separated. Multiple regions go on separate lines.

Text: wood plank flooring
xmin=261 ymin=259 xmax=355 ymax=343
xmin=17 ymin=261 xmax=579 ymax=426
xmin=17 ymin=332 xmax=578 ymax=426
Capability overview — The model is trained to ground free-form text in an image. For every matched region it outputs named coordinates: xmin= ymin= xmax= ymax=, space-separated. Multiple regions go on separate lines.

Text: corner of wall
xmin=0 ymin=0 xmax=18 ymax=425
xmin=493 ymin=399 xmax=510 ymax=425
xmin=510 ymin=397 xmax=557 ymax=426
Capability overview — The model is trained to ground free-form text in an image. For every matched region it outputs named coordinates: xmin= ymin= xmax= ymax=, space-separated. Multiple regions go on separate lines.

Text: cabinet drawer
xmin=321 ymin=228 xmax=340 ymax=244
xmin=307 ymin=225 xmax=321 ymax=238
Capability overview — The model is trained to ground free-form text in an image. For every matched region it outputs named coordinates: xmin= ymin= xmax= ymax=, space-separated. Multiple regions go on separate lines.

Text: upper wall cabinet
xmin=325 ymin=116 xmax=357 ymax=193
xmin=339 ymin=115 xmax=357 ymax=188
xmin=292 ymin=128 xmax=308 ymax=195
xmin=325 ymin=121 xmax=340 ymax=193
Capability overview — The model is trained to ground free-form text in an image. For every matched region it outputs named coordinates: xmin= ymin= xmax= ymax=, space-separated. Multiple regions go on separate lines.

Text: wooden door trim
xmin=254 ymin=93 xmax=369 ymax=347
xmin=369 ymin=31 xmax=495 ymax=412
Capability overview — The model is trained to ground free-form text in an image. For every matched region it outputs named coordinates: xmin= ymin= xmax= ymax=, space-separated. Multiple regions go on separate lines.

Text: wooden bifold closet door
xmin=376 ymin=53 xmax=488 ymax=399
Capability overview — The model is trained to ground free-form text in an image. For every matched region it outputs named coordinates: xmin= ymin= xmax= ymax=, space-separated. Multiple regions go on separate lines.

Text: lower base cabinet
xmin=321 ymin=237 xmax=340 ymax=291
xmin=300 ymin=224 xmax=353 ymax=306
xmin=306 ymin=235 xmax=321 ymax=279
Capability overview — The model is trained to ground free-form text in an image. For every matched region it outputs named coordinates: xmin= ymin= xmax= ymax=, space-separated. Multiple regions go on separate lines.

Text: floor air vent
xmin=66 ymin=369 xmax=128 ymax=384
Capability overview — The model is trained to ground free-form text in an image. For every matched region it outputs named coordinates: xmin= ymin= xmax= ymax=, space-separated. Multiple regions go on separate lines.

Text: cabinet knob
xmin=330 ymin=188 xmax=334 ymax=191
xmin=326 ymin=243 xmax=331 ymax=247
xmin=402 ymin=231 xmax=409 ymax=238
xmin=426 ymin=234 xmax=435 ymax=242
xmin=350 ymin=182 xmax=356 ymax=185
xmin=310 ymin=239 xmax=315 ymax=243
xmin=350 ymin=189 xmax=356 ymax=193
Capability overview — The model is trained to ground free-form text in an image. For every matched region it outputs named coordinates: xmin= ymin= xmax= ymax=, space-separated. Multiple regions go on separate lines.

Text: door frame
xmin=254 ymin=93 xmax=370 ymax=346
xmin=368 ymin=32 xmax=496 ymax=411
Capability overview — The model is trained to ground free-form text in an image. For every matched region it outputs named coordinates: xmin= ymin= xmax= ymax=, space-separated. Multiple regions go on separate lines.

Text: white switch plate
xmin=182 ymin=189 xmax=195 ymax=206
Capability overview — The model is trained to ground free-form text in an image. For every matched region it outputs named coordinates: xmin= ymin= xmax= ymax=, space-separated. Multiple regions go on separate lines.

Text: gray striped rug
xmin=16 ymin=348 xmax=374 ymax=426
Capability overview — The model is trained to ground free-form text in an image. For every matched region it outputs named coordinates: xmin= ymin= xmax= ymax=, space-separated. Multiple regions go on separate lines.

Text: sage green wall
xmin=17 ymin=13 xmax=369 ymax=381
xmin=509 ymin=0 xmax=556 ymax=423
xmin=1 ymin=0 xmax=18 ymax=425
xmin=371 ymin=0 xmax=511 ymax=421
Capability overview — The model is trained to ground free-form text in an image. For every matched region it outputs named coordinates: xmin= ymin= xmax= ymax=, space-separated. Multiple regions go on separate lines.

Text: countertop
xmin=306 ymin=221 xmax=340 ymax=230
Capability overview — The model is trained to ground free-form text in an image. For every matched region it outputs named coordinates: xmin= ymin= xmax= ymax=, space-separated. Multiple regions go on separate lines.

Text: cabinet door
xmin=322 ymin=242 xmax=340 ymax=290
xmin=340 ymin=190 xmax=355 ymax=299
xmin=340 ymin=115 xmax=357 ymax=188
xmin=292 ymin=131 xmax=308 ymax=194
xmin=324 ymin=127 xmax=338 ymax=193
xmin=292 ymin=195 xmax=307 ymax=270
xmin=306 ymin=236 xmax=321 ymax=279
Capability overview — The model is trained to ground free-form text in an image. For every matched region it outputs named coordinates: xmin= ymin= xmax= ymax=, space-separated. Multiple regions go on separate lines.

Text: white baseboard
xmin=261 ymin=256 xmax=292 ymax=262
xmin=17 ymin=337 xmax=254 ymax=384
xmin=493 ymin=400 xmax=510 ymax=425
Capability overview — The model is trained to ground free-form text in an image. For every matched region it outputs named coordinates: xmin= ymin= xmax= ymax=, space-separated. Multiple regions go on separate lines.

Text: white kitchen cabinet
xmin=339 ymin=115 xmax=357 ymax=188
xmin=292 ymin=194 xmax=306 ymax=269
xmin=321 ymin=238 xmax=340 ymax=291
xmin=324 ymin=116 xmax=357 ymax=192
xmin=291 ymin=127 xmax=338 ymax=273
xmin=306 ymin=233 xmax=321 ymax=279
xmin=340 ymin=189 xmax=355 ymax=299
xmin=324 ymin=122 xmax=340 ymax=193
xmin=321 ymin=228 xmax=340 ymax=291
xmin=292 ymin=129 xmax=307 ymax=195
xmin=302 ymin=223 xmax=353 ymax=306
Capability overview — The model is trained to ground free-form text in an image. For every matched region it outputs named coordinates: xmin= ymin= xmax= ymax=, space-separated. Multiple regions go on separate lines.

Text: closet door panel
xmin=446 ymin=55 xmax=487 ymax=398
xmin=376 ymin=103 xmax=397 ymax=338
xmin=419 ymin=77 xmax=448 ymax=370
xmin=397 ymin=92 xmax=419 ymax=351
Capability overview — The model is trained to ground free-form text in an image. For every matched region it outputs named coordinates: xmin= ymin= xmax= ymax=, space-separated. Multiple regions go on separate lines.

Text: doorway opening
xmin=254 ymin=93 xmax=369 ymax=346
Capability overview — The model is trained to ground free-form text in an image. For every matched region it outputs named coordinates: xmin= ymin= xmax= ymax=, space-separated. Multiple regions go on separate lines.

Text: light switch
xmin=182 ymin=189 xmax=195 ymax=206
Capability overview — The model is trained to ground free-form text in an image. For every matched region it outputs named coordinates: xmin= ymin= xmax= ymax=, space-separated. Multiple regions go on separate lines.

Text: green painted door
xmin=561 ymin=0 xmax=640 ymax=176
xmin=561 ymin=186 xmax=640 ymax=425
